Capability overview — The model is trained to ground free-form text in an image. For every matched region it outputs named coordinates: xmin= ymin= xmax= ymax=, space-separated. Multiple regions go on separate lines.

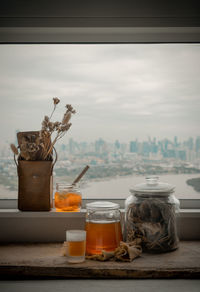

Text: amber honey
xmin=54 ymin=191 xmax=82 ymax=211
xmin=66 ymin=230 xmax=86 ymax=263
xmin=67 ymin=240 xmax=86 ymax=256
xmin=85 ymin=221 xmax=122 ymax=255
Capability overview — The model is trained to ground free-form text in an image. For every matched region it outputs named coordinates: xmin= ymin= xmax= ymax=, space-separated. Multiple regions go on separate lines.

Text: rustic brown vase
xmin=17 ymin=160 xmax=53 ymax=211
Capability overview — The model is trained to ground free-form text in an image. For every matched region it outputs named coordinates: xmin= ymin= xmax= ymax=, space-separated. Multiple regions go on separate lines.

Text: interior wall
xmin=1 ymin=0 xmax=200 ymax=27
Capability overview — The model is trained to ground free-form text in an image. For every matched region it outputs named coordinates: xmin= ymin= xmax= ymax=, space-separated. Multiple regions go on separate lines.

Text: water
xmin=0 ymin=185 xmax=17 ymax=199
xmin=81 ymin=173 xmax=200 ymax=200
xmin=0 ymin=173 xmax=200 ymax=200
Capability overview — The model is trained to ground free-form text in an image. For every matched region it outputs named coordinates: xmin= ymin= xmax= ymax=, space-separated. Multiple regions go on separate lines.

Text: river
xmin=0 ymin=173 xmax=200 ymax=200
xmin=81 ymin=173 xmax=200 ymax=200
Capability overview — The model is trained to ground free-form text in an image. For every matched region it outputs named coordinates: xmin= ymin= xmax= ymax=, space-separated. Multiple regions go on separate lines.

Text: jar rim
xmin=86 ymin=201 xmax=119 ymax=210
xmin=56 ymin=183 xmax=79 ymax=191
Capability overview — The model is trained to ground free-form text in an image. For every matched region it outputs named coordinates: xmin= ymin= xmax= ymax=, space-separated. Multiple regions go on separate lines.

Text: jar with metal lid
xmin=54 ymin=183 xmax=82 ymax=211
xmin=124 ymin=176 xmax=180 ymax=253
xmin=85 ymin=201 xmax=123 ymax=255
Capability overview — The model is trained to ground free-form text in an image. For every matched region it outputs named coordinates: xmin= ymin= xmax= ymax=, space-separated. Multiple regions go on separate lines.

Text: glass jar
xmin=124 ymin=176 xmax=180 ymax=253
xmin=54 ymin=183 xmax=82 ymax=212
xmin=85 ymin=201 xmax=122 ymax=255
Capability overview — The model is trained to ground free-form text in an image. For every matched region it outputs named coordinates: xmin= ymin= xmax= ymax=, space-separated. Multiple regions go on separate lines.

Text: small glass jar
xmin=85 ymin=201 xmax=122 ymax=255
xmin=124 ymin=176 xmax=180 ymax=253
xmin=54 ymin=183 xmax=82 ymax=212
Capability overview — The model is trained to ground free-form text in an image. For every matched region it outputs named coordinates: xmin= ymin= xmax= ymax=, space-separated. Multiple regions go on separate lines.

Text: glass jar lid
xmin=130 ymin=176 xmax=175 ymax=196
xmin=86 ymin=201 xmax=119 ymax=210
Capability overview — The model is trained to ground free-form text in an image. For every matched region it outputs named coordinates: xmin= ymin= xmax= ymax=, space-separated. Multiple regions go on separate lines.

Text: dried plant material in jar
xmin=126 ymin=198 xmax=179 ymax=252
xmin=124 ymin=177 xmax=180 ymax=253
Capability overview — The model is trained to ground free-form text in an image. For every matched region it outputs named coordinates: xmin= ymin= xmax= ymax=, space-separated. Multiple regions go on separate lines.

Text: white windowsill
xmin=1 ymin=198 xmax=200 ymax=209
xmin=0 ymin=208 xmax=200 ymax=218
xmin=0 ymin=208 xmax=86 ymax=217
xmin=0 ymin=204 xmax=200 ymax=242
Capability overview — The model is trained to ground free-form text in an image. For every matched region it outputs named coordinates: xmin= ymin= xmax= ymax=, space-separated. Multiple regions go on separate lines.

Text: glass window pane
xmin=0 ymin=44 xmax=200 ymax=200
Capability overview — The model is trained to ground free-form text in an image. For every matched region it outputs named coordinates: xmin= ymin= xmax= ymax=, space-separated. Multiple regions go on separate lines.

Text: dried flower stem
xmin=44 ymin=135 xmax=58 ymax=160
xmin=49 ymin=97 xmax=60 ymax=120
xmin=43 ymin=124 xmax=72 ymax=160
xmin=39 ymin=99 xmax=76 ymax=161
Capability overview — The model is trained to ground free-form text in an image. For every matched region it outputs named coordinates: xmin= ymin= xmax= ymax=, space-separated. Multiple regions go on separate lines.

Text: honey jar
xmin=85 ymin=201 xmax=122 ymax=255
xmin=54 ymin=183 xmax=82 ymax=211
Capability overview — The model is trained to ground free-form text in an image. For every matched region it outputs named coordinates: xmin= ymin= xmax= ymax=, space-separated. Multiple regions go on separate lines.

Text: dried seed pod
xmin=44 ymin=116 xmax=49 ymax=122
xmin=53 ymin=97 xmax=60 ymax=105
xmin=10 ymin=144 xmax=19 ymax=155
xmin=62 ymin=111 xmax=71 ymax=125
xmin=66 ymin=104 xmax=76 ymax=114
xmin=61 ymin=123 xmax=72 ymax=132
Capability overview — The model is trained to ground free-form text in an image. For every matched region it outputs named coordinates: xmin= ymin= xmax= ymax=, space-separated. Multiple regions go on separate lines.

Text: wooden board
xmin=0 ymin=241 xmax=200 ymax=279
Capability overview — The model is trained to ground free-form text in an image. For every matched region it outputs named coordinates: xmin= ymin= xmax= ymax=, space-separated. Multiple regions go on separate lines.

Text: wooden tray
xmin=0 ymin=241 xmax=200 ymax=279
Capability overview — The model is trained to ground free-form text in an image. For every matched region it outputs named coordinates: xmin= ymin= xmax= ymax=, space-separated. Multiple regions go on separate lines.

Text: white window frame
xmin=0 ymin=26 xmax=200 ymax=241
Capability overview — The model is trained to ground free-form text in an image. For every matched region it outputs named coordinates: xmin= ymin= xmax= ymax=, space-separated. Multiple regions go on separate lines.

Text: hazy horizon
xmin=0 ymin=44 xmax=200 ymax=144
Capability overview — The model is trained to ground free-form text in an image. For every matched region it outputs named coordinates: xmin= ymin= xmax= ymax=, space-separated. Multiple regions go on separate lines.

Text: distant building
xmin=142 ymin=141 xmax=150 ymax=156
xmin=174 ymin=136 xmax=178 ymax=147
xmin=114 ymin=140 xmax=120 ymax=150
xmin=195 ymin=136 xmax=200 ymax=153
xmin=130 ymin=140 xmax=138 ymax=153
xmin=178 ymin=149 xmax=186 ymax=161
xmin=95 ymin=138 xmax=106 ymax=154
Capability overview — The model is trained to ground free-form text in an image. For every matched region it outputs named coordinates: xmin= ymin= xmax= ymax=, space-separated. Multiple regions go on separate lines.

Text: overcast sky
xmin=0 ymin=44 xmax=200 ymax=145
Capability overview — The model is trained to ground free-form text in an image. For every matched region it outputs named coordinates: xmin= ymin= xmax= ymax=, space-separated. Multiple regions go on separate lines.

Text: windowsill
xmin=0 ymin=208 xmax=86 ymax=218
xmin=0 ymin=208 xmax=200 ymax=242
xmin=0 ymin=241 xmax=200 ymax=279
xmin=0 ymin=208 xmax=200 ymax=218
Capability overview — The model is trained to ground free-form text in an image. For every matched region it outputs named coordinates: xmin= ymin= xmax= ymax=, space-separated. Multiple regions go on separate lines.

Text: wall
xmin=1 ymin=0 xmax=200 ymax=28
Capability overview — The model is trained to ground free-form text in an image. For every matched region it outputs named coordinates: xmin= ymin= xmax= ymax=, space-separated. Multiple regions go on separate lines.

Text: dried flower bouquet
xmin=11 ymin=98 xmax=76 ymax=161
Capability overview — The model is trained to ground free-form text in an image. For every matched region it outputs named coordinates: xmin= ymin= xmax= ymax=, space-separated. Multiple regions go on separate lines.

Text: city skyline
xmin=0 ymin=44 xmax=200 ymax=144
xmin=1 ymin=133 xmax=200 ymax=152
xmin=0 ymin=133 xmax=200 ymax=198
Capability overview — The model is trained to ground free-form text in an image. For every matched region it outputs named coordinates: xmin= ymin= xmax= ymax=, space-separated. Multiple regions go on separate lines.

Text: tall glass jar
xmin=124 ymin=177 xmax=180 ymax=253
xmin=54 ymin=183 xmax=82 ymax=212
xmin=85 ymin=201 xmax=122 ymax=255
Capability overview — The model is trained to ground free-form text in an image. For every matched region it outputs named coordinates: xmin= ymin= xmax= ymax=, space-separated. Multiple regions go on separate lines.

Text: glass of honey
xmin=54 ymin=183 xmax=82 ymax=212
xmin=66 ymin=230 xmax=86 ymax=263
xmin=85 ymin=201 xmax=122 ymax=255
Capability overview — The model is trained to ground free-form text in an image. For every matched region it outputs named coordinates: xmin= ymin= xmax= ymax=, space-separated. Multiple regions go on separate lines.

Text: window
xmin=0 ymin=43 xmax=200 ymax=203
xmin=0 ymin=26 xmax=200 ymax=242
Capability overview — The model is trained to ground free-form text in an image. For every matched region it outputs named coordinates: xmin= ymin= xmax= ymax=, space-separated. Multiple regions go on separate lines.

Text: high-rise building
xmin=130 ymin=140 xmax=138 ymax=153
xmin=195 ymin=136 xmax=200 ymax=152
xmin=114 ymin=140 xmax=120 ymax=150
xmin=188 ymin=137 xmax=194 ymax=150
xmin=174 ymin=136 xmax=178 ymax=147
xmin=95 ymin=138 xmax=106 ymax=154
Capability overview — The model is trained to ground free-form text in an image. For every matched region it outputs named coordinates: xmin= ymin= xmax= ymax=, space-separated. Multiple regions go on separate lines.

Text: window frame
xmin=0 ymin=26 xmax=200 ymax=205
xmin=0 ymin=25 xmax=200 ymax=242
xmin=0 ymin=27 xmax=200 ymax=44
